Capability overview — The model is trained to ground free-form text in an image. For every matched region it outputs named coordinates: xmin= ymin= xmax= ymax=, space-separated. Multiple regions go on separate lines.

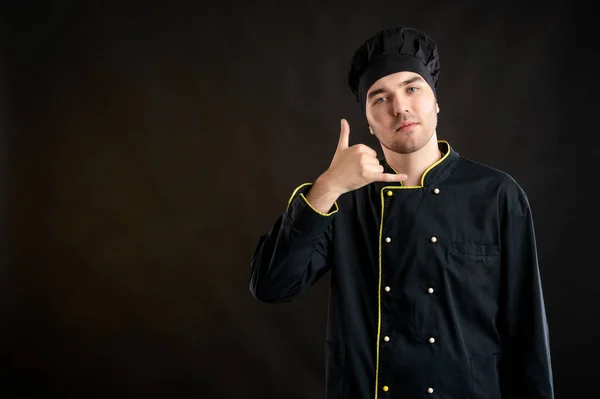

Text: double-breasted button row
xmin=381 ymin=186 xmax=441 ymax=396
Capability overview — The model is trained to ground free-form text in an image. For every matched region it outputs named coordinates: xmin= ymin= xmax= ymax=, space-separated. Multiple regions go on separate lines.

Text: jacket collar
xmin=382 ymin=140 xmax=459 ymax=187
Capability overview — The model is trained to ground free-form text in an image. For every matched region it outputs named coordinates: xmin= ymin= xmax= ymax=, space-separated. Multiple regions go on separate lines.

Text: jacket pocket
xmin=450 ymin=241 xmax=500 ymax=279
xmin=470 ymin=354 xmax=501 ymax=399
xmin=452 ymin=241 xmax=499 ymax=258
xmin=448 ymin=241 xmax=501 ymax=294
xmin=325 ymin=341 xmax=345 ymax=399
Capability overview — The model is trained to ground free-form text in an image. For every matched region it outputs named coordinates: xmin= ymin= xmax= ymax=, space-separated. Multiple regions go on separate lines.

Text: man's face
xmin=365 ymin=71 xmax=439 ymax=154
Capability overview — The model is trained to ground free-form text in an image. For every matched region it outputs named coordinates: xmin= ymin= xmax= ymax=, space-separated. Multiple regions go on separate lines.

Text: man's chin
xmin=394 ymin=138 xmax=427 ymax=154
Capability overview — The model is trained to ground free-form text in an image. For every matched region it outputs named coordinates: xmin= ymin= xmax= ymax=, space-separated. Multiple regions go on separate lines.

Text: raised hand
xmin=319 ymin=118 xmax=407 ymax=196
xmin=304 ymin=119 xmax=407 ymax=214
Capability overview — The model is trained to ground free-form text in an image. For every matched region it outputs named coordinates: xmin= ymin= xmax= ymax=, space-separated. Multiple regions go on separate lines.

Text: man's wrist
xmin=313 ymin=173 xmax=343 ymax=199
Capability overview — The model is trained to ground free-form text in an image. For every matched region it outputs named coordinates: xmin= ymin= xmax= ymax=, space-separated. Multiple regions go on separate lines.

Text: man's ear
xmin=436 ymin=103 xmax=440 ymax=113
xmin=369 ymin=126 xmax=374 ymax=135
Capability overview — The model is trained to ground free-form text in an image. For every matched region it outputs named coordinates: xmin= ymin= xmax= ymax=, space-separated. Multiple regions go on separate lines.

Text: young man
xmin=250 ymin=26 xmax=554 ymax=399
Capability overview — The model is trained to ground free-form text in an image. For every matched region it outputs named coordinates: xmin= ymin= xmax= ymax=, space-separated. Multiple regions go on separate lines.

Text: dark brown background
xmin=2 ymin=0 xmax=589 ymax=398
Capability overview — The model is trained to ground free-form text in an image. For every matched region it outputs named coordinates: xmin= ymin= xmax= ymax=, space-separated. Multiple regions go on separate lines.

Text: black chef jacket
xmin=250 ymin=141 xmax=554 ymax=399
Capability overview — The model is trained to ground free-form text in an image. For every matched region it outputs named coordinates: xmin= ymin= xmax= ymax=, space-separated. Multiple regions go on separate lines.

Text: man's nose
xmin=392 ymin=95 xmax=409 ymax=115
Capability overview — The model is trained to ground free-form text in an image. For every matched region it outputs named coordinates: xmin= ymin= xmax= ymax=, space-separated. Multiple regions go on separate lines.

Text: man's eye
xmin=375 ymin=97 xmax=386 ymax=104
xmin=408 ymin=87 xmax=419 ymax=93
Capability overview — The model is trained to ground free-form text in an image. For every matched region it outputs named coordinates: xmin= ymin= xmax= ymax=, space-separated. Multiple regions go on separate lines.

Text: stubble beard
xmin=375 ymin=121 xmax=437 ymax=154
xmin=370 ymin=104 xmax=439 ymax=154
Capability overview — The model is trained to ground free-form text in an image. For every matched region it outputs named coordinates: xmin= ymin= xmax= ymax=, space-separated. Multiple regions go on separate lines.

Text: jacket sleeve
xmin=500 ymin=191 xmax=554 ymax=398
xmin=249 ymin=183 xmax=339 ymax=303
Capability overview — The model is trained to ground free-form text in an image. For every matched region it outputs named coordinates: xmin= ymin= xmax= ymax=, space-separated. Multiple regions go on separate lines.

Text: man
xmin=250 ymin=26 xmax=554 ymax=399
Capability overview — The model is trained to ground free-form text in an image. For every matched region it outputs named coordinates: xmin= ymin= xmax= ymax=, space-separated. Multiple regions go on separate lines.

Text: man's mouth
xmin=396 ymin=122 xmax=418 ymax=132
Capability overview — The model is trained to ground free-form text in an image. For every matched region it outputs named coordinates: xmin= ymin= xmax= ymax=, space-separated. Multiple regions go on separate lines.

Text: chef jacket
xmin=249 ymin=140 xmax=554 ymax=399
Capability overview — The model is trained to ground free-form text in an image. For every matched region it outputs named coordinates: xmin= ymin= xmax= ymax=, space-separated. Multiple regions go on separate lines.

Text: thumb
xmin=337 ymin=118 xmax=350 ymax=150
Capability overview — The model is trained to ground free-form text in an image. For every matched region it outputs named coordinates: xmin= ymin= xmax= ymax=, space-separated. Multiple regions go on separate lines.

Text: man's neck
xmin=384 ymin=136 xmax=442 ymax=186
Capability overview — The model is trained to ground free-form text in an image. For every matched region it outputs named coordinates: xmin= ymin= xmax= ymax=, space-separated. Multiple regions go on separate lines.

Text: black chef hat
xmin=348 ymin=26 xmax=440 ymax=113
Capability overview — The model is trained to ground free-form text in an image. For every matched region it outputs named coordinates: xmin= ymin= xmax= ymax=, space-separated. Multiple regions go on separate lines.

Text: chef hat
xmin=348 ymin=26 xmax=440 ymax=113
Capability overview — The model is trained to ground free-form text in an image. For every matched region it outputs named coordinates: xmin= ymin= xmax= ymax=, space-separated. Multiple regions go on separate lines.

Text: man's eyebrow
xmin=367 ymin=76 xmax=426 ymax=99
xmin=367 ymin=88 xmax=385 ymax=99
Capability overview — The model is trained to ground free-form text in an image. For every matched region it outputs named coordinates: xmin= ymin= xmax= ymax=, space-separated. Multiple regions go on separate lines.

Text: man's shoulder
xmin=455 ymin=155 xmax=520 ymax=184
xmin=454 ymin=155 xmax=528 ymax=204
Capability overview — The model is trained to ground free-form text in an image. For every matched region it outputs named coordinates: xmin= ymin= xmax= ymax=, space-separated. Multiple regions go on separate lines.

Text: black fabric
xmin=348 ymin=26 xmax=440 ymax=112
xmin=250 ymin=141 xmax=554 ymax=399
